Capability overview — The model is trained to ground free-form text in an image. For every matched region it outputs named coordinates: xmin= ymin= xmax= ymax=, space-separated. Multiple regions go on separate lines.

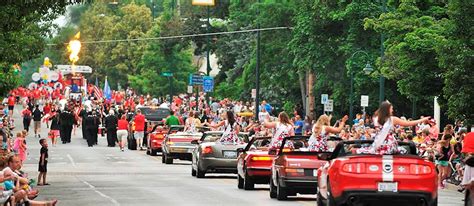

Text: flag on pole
xmin=92 ymin=85 xmax=103 ymax=99
xmin=103 ymin=76 xmax=112 ymax=100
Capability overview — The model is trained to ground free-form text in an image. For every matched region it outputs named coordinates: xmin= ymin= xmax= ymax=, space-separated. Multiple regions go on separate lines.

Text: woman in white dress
xmin=308 ymin=114 xmax=348 ymax=152
xmin=264 ymin=112 xmax=295 ymax=150
xmin=211 ymin=111 xmax=241 ymax=144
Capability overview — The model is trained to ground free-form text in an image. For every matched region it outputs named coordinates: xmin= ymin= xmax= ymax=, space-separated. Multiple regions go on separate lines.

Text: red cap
xmin=462 ymin=132 xmax=474 ymax=153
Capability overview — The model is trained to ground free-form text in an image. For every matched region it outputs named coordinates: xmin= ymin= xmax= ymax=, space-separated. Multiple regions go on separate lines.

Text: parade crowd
xmin=1 ymin=84 xmax=474 ymax=205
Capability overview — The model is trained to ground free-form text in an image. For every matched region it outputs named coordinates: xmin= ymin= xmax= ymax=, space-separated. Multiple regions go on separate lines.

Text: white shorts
xmin=134 ymin=131 xmax=144 ymax=140
xmin=117 ymin=130 xmax=128 ymax=143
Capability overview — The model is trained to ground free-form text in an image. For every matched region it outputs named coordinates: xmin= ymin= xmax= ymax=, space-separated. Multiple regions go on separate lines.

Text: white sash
xmin=374 ymin=118 xmax=392 ymax=149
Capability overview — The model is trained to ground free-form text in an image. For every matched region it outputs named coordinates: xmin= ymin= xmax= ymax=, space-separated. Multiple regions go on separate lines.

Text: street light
xmin=348 ymin=51 xmax=372 ymax=124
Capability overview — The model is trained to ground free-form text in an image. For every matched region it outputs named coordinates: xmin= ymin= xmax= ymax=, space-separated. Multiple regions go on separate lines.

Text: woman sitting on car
xmin=357 ymin=101 xmax=430 ymax=155
xmin=264 ymin=112 xmax=295 ymax=150
xmin=307 ymin=114 xmax=348 ymax=152
xmin=210 ymin=111 xmax=241 ymax=144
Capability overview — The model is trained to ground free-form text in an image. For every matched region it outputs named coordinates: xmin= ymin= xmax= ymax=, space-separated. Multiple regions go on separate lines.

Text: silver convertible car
xmin=191 ymin=131 xmax=249 ymax=178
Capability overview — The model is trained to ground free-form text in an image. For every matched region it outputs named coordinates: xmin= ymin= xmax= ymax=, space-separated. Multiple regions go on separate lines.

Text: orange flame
xmin=68 ymin=32 xmax=81 ymax=64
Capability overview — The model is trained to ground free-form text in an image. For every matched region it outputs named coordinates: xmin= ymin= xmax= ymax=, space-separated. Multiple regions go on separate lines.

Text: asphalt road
xmin=10 ymin=107 xmax=464 ymax=206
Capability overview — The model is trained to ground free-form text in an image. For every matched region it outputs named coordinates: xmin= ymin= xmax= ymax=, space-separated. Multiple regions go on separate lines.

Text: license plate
xmin=223 ymin=151 xmax=237 ymax=158
xmin=378 ymin=182 xmax=398 ymax=192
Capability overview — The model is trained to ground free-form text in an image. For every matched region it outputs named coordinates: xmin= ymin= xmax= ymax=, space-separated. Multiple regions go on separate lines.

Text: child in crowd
xmin=37 ymin=139 xmax=49 ymax=186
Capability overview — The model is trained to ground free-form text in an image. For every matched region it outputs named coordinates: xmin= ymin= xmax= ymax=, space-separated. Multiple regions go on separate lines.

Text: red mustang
xmin=146 ymin=125 xmax=167 ymax=156
xmin=317 ymin=140 xmax=437 ymax=206
xmin=269 ymin=136 xmax=334 ymax=200
xmin=236 ymin=136 xmax=273 ymax=190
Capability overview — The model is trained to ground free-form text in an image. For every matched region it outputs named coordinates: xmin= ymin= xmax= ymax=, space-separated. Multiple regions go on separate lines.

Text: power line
xmin=47 ymin=26 xmax=292 ymax=46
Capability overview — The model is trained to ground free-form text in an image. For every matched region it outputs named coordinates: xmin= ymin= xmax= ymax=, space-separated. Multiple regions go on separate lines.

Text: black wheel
xmin=465 ymin=189 xmax=471 ymax=206
xmin=327 ymin=179 xmax=336 ymax=206
xmin=243 ymin=170 xmax=254 ymax=190
xmin=276 ymin=176 xmax=287 ymax=200
xmin=317 ymin=190 xmax=325 ymax=206
xmin=191 ymin=167 xmax=196 ymax=177
xmin=196 ymin=167 xmax=205 ymax=178
xmin=237 ymin=174 xmax=244 ymax=189
xmin=164 ymin=153 xmax=173 ymax=164
xmin=150 ymin=149 xmax=158 ymax=156
xmin=269 ymin=178 xmax=277 ymax=198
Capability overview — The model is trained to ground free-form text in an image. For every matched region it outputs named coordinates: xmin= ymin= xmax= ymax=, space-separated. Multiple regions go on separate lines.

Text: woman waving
xmin=264 ymin=112 xmax=294 ymax=150
xmin=210 ymin=111 xmax=241 ymax=144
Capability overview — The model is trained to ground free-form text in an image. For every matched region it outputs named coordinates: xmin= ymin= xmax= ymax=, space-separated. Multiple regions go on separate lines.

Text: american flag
xmin=92 ymin=85 xmax=103 ymax=99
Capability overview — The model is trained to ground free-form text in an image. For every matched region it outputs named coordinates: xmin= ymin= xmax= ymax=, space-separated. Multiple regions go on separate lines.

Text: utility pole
xmin=379 ymin=0 xmax=387 ymax=103
xmin=254 ymin=0 xmax=261 ymax=121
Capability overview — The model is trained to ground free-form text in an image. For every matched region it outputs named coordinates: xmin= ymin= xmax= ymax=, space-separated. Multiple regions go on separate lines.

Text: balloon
xmin=39 ymin=66 xmax=50 ymax=75
xmin=44 ymin=57 xmax=52 ymax=68
xmin=43 ymin=79 xmax=48 ymax=84
xmin=32 ymin=73 xmax=41 ymax=81
xmin=42 ymin=74 xmax=48 ymax=80
xmin=45 ymin=86 xmax=53 ymax=94
xmin=54 ymin=82 xmax=63 ymax=90
xmin=28 ymin=82 xmax=38 ymax=90
xmin=49 ymin=71 xmax=59 ymax=81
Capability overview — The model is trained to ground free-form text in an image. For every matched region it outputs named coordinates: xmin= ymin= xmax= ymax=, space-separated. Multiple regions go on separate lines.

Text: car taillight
xmin=251 ymin=156 xmax=272 ymax=161
xmin=156 ymin=135 xmax=163 ymax=139
xmin=202 ymin=146 xmax=213 ymax=154
xmin=410 ymin=164 xmax=432 ymax=175
xmin=285 ymin=168 xmax=305 ymax=177
xmin=342 ymin=163 xmax=366 ymax=173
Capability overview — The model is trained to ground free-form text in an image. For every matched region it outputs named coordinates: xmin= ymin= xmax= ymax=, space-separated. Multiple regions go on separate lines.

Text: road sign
xmin=324 ymin=99 xmax=333 ymax=112
xmin=161 ymin=72 xmax=173 ymax=77
xmin=192 ymin=0 xmax=215 ymax=6
xmin=251 ymin=89 xmax=257 ymax=99
xmin=203 ymin=76 xmax=214 ymax=92
xmin=189 ymin=74 xmax=203 ymax=85
xmin=57 ymin=65 xmax=92 ymax=74
xmin=361 ymin=95 xmax=369 ymax=107
xmin=321 ymin=94 xmax=329 ymax=104
xmin=187 ymin=86 xmax=193 ymax=94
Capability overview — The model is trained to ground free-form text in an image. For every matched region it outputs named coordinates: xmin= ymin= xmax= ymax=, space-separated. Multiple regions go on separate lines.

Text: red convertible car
xmin=236 ymin=136 xmax=273 ymax=190
xmin=269 ymin=135 xmax=335 ymax=200
xmin=146 ymin=125 xmax=167 ymax=156
xmin=317 ymin=140 xmax=437 ymax=206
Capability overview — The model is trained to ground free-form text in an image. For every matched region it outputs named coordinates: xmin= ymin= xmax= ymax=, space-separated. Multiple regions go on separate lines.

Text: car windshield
xmin=139 ymin=107 xmax=169 ymax=116
xmin=334 ymin=140 xmax=416 ymax=158
xmin=281 ymin=136 xmax=340 ymax=153
xmin=202 ymin=133 xmax=249 ymax=143
xmin=247 ymin=137 xmax=272 ymax=151
xmin=169 ymin=133 xmax=202 ymax=139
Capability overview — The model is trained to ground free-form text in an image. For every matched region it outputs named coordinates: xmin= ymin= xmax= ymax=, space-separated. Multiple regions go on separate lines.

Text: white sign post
xmin=187 ymin=86 xmax=193 ymax=94
xmin=321 ymin=94 xmax=329 ymax=105
xmin=324 ymin=99 xmax=333 ymax=113
xmin=361 ymin=95 xmax=369 ymax=107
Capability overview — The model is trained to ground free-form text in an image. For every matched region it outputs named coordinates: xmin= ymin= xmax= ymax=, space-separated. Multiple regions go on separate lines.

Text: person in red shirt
xmin=139 ymin=96 xmax=145 ymax=105
xmin=7 ymin=94 xmax=15 ymax=117
xmin=117 ymin=115 xmax=129 ymax=152
xmin=43 ymin=103 xmax=51 ymax=128
xmin=133 ymin=109 xmax=146 ymax=150
xmin=21 ymin=107 xmax=32 ymax=131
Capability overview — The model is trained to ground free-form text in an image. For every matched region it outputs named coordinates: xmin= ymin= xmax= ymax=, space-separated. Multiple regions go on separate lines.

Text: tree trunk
xmin=307 ymin=70 xmax=315 ymax=120
xmin=298 ymin=70 xmax=306 ymax=116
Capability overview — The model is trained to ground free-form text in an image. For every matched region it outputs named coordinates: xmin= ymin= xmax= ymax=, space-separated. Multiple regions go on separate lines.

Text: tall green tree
xmin=0 ymin=1 xmax=76 ymax=96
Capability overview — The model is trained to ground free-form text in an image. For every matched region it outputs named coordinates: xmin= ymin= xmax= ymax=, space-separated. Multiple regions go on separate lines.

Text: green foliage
xmin=0 ymin=1 xmax=72 ymax=96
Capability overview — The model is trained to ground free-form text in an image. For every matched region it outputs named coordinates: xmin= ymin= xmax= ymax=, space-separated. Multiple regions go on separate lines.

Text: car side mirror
xmin=236 ymin=148 xmax=244 ymax=154
xmin=191 ymin=140 xmax=199 ymax=145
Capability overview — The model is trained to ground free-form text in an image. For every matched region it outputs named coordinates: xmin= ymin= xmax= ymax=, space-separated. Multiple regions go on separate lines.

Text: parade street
xmin=14 ymin=109 xmax=464 ymax=206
